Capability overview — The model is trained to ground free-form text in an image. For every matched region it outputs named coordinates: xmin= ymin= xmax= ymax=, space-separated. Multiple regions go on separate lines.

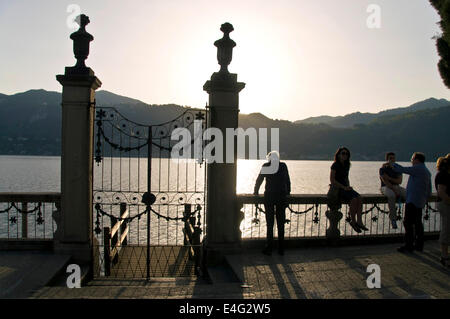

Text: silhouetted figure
xmin=379 ymin=152 xmax=406 ymax=229
xmin=330 ymin=147 xmax=367 ymax=233
xmin=389 ymin=152 xmax=431 ymax=253
xmin=254 ymin=151 xmax=291 ymax=256
xmin=435 ymin=156 xmax=450 ymax=267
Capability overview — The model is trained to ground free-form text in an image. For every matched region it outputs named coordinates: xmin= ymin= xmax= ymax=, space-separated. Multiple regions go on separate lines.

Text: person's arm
xmin=392 ymin=163 xmax=416 ymax=176
xmin=388 ymin=174 xmax=402 ymax=185
xmin=380 ymin=173 xmax=395 ymax=189
xmin=253 ymin=170 xmax=264 ymax=195
xmin=437 ymin=184 xmax=450 ymax=204
xmin=381 ymin=172 xmax=401 ymax=196
xmin=285 ymin=164 xmax=291 ymax=195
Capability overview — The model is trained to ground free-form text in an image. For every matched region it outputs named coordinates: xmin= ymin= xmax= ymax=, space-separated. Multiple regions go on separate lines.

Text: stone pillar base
xmin=204 ymin=242 xmax=242 ymax=266
xmin=326 ymin=209 xmax=343 ymax=245
xmin=53 ymin=241 xmax=93 ymax=264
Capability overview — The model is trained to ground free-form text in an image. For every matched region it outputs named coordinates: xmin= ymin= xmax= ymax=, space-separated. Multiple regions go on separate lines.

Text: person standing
xmin=330 ymin=147 xmax=367 ymax=233
xmin=390 ymin=152 xmax=431 ymax=253
xmin=380 ymin=152 xmax=406 ymax=229
xmin=435 ymin=157 xmax=450 ymax=267
xmin=254 ymin=151 xmax=291 ymax=256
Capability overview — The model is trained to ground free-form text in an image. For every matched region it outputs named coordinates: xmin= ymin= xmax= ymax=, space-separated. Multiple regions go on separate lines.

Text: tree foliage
xmin=430 ymin=0 xmax=450 ymax=88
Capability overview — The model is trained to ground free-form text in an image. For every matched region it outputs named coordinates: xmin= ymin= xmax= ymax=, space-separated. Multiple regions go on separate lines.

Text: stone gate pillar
xmin=55 ymin=14 xmax=101 ymax=264
xmin=203 ymin=23 xmax=245 ymax=265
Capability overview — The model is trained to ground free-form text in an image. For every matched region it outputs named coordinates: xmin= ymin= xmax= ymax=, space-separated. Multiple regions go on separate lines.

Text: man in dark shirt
xmin=254 ymin=151 xmax=291 ymax=256
xmin=380 ymin=152 xmax=406 ymax=229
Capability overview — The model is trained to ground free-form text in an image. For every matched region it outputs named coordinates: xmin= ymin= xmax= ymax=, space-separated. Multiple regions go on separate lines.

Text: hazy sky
xmin=0 ymin=0 xmax=449 ymax=121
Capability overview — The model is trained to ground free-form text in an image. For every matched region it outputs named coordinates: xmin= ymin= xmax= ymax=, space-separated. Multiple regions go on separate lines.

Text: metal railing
xmin=93 ymin=201 xmax=204 ymax=278
xmin=237 ymin=194 xmax=440 ymax=240
xmin=0 ymin=193 xmax=60 ymax=240
xmin=0 ymin=192 xmax=440 ymax=244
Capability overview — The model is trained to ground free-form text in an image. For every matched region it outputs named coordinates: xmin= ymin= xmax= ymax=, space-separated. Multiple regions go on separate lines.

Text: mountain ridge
xmin=5 ymin=89 xmax=449 ymax=123
xmin=295 ymin=97 xmax=450 ymax=128
xmin=1 ymin=89 xmax=449 ymax=161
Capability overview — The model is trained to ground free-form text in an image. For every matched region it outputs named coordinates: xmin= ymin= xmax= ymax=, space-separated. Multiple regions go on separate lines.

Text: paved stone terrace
xmin=22 ymin=240 xmax=450 ymax=299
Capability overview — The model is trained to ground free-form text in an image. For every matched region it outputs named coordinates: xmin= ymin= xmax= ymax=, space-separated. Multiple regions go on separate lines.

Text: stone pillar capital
xmin=203 ymin=72 xmax=245 ymax=95
xmin=56 ymin=71 xmax=102 ymax=90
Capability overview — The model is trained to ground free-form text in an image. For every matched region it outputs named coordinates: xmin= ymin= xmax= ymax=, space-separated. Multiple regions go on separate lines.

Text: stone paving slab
xmin=0 ymin=251 xmax=71 ymax=299
xmin=5 ymin=240 xmax=450 ymax=299
xmin=226 ymin=241 xmax=450 ymax=299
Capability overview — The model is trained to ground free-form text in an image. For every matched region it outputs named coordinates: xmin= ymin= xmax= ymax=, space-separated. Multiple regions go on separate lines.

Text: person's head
xmin=334 ymin=147 xmax=351 ymax=167
xmin=266 ymin=150 xmax=280 ymax=163
xmin=436 ymin=157 xmax=449 ymax=172
xmin=411 ymin=152 xmax=425 ymax=165
xmin=385 ymin=152 xmax=396 ymax=163
xmin=262 ymin=150 xmax=280 ymax=174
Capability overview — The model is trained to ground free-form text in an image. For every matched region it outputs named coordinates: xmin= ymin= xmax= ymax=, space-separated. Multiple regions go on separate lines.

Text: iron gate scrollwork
xmin=92 ymin=105 xmax=208 ymax=279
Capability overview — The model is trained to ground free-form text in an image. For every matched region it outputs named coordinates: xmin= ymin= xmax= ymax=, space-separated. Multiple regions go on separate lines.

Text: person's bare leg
xmin=355 ymin=197 xmax=369 ymax=230
xmin=349 ymin=198 xmax=357 ymax=223
xmin=356 ymin=197 xmax=363 ymax=224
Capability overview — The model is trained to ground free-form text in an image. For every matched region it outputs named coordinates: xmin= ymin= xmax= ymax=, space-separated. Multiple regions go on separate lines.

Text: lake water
xmin=0 ymin=156 xmax=440 ymax=243
xmin=0 ymin=155 xmax=439 ymax=194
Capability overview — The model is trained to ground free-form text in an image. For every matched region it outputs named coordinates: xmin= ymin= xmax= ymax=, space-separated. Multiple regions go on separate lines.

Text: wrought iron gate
xmin=92 ymin=105 xmax=208 ymax=279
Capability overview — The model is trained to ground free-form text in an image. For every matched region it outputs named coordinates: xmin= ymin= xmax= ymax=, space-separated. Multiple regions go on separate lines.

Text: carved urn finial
xmin=214 ymin=22 xmax=236 ymax=74
xmin=70 ymin=14 xmax=94 ymax=69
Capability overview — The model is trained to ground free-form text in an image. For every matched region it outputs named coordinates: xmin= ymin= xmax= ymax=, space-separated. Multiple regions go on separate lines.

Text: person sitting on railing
xmin=330 ymin=147 xmax=368 ymax=233
xmin=254 ymin=151 xmax=291 ymax=256
xmin=387 ymin=152 xmax=431 ymax=253
xmin=380 ymin=152 xmax=406 ymax=229
xmin=435 ymin=156 xmax=450 ymax=268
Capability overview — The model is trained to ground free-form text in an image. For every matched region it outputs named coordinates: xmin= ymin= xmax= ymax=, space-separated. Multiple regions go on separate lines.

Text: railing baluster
xmin=15 ymin=204 xmax=19 ymax=238
xmin=22 ymin=202 xmax=28 ymax=239
xmin=43 ymin=203 xmax=46 ymax=238
xmin=304 ymin=204 xmax=307 ymax=237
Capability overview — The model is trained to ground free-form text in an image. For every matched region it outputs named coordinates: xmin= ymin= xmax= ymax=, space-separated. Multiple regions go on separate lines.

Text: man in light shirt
xmin=388 ymin=152 xmax=431 ymax=253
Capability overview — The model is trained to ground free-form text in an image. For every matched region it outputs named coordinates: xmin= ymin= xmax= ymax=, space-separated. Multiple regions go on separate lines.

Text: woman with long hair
xmin=330 ymin=147 xmax=367 ymax=233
